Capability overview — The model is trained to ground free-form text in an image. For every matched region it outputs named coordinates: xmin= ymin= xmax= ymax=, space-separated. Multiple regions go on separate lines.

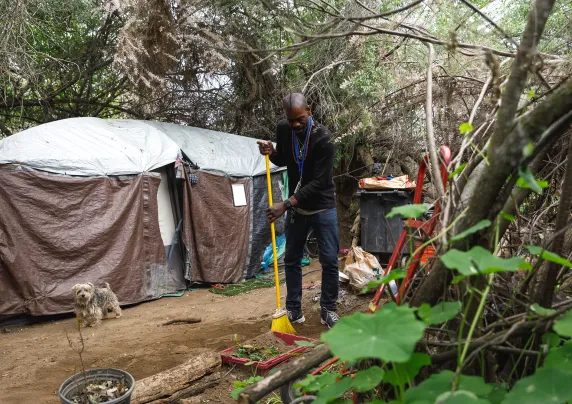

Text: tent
xmin=0 ymin=118 xmax=285 ymax=317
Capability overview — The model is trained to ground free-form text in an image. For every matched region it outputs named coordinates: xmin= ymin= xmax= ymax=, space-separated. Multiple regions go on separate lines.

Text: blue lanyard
xmin=293 ymin=116 xmax=312 ymax=177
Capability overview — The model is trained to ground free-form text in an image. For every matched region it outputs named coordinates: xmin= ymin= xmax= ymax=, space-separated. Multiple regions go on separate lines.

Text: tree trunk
xmin=411 ymin=76 xmax=572 ymax=307
xmin=529 ymin=134 xmax=572 ymax=306
xmin=131 ymin=349 xmax=221 ymax=404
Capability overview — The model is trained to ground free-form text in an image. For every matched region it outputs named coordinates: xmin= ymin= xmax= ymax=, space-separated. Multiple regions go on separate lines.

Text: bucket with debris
xmin=58 ymin=368 xmax=135 ymax=404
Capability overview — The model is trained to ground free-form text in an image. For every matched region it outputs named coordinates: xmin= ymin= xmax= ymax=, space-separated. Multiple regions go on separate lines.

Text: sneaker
xmin=320 ymin=307 xmax=340 ymax=329
xmin=287 ymin=309 xmax=306 ymax=324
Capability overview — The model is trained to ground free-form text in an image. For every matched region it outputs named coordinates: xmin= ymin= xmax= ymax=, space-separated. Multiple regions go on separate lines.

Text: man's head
xmin=283 ymin=93 xmax=311 ymax=134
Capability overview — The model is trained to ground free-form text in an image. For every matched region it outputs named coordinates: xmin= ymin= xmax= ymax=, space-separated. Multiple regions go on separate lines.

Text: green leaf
xmin=526 ymin=245 xmax=572 ymax=268
xmin=435 ymin=390 xmax=491 ymax=403
xmin=322 ymin=302 xmax=426 ymax=363
xmin=449 ymin=220 xmax=492 ymax=243
xmin=404 ymin=371 xmax=455 ymax=403
xmin=529 ymin=303 xmax=556 ymax=317
xmin=522 ymin=142 xmax=534 ymax=158
xmin=517 ymin=166 xmax=548 ymax=195
xmin=499 ymin=212 xmax=515 ymax=222
xmin=383 ymin=353 xmax=431 ymax=387
xmin=351 ymin=366 xmax=384 ymax=392
xmin=313 ymin=377 xmax=353 ymax=404
xmin=417 ymin=302 xmax=461 ymax=325
xmin=485 ymin=385 xmax=507 ymax=404
xmin=527 ymin=90 xmax=536 ymax=99
xmin=244 ymin=361 xmax=255 ymax=366
xmin=459 ymin=122 xmax=474 ymax=135
xmin=294 ymin=340 xmax=316 ymax=347
xmin=458 ymin=375 xmax=493 ymax=397
xmin=386 ymin=204 xmax=428 ymax=219
xmin=449 ymin=163 xmax=467 ymax=179
xmin=231 ymin=387 xmax=244 ymax=399
xmin=405 ymin=371 xmax=493 ymax=404
xmin=542 ymin=332 xmax=561 ymax=349
xmin=441 ymin=246 xmax=531 ymax=277
xmin=502 ymin=368 xmax=572 ymax=404
xmin=543 ymin=340 xmax=572 ymax=373
xmin=554 ymin=310 xmax=572 ymax=337
xmin=363 ymin=269 xmax=406 ymax=292
xmin=296 ymin=372 xmax=338 ymax=392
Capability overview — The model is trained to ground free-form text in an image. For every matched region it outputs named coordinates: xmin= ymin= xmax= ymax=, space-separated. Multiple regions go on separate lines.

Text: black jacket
xmin=269 ymin=119 xmax=336 ymax=211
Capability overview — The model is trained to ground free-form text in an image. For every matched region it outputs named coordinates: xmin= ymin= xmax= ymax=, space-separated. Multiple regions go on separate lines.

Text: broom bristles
xmin=271 ymin=309 xmax=296 ymax=334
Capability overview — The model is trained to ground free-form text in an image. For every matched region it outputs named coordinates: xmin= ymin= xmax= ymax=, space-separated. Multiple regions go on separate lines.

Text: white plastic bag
xmin=343 ymin=247 xmax=382 ymax=292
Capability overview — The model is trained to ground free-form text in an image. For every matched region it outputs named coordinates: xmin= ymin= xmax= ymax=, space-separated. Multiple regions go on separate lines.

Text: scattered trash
xmin=359 ymin=174 xmax=416 ymax=190
xmin=261 ymin=234 xmax=286 ymax=272
xmin=69 ymin=378 xmax=129 ymax=403
xmin=343 ymin=247 xmax=382 ymax=292
xmin=302 ymin=282 xmax=320 ymax=290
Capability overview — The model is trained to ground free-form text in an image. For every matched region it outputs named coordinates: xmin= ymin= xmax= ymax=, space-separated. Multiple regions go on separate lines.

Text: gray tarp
xmin=0 ymin=117 xmax=282 ymax=178
xmin=143 ymin=121 xmax=280 ymax=177
xmin=182 ymin=170 xmax=252 ymax=283
xmin=0 ymin=118 xmax=180 ymax=176
xmin=246 ymin=174 xmax=285 ymax=278
xmin=0 ymin=167 xmax=184 ymax=316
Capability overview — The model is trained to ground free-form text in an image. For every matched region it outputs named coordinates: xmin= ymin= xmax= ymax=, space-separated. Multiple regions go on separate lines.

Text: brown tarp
xmin=0 ymin=168 xmax=173 ymax=316
xmin=182 ymin=170 xmax=251 ymax=283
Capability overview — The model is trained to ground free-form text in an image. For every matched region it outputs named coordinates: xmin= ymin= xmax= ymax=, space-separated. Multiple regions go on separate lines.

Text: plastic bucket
xmin=58 ymin=368 xmax=135 ymax=404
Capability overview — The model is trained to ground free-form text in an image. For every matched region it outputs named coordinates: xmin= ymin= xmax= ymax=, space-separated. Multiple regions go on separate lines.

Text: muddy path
xmin=0 ymin=264 xmax=369 ymax=403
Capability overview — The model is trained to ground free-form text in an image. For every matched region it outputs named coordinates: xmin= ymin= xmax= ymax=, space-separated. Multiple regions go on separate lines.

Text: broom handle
xmin=265 ymin=155 xmax=282 ymax=310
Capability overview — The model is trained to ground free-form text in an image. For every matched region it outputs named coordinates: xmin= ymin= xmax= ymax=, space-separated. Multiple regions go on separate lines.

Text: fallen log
xmin=149 ymin=372 xmax=221 ymax=404
xmin=162 ymin=317 xmax=202 ymax=326
xmin=131 ymin=349 xmax=221 ymax=404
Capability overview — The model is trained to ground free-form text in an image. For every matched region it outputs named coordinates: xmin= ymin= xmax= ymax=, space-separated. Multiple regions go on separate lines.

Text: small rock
xmin=180 ymin=397 xmax=202 ymax=404
xmin=172 ymin=345 xmax=190 ymax=354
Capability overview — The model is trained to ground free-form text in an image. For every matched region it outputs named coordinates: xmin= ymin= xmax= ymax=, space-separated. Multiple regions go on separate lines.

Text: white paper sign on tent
xmin=232 ymin=184 xmax=247 ymax=207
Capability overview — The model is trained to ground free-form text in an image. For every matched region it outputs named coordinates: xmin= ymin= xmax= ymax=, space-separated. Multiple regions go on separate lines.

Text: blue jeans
xmin=284 ymin=208 xmax=339 ymax=311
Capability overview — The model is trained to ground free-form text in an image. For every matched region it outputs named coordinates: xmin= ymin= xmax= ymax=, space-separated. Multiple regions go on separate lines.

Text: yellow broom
xmin=265 ymin=154 xmax=296 ymax=335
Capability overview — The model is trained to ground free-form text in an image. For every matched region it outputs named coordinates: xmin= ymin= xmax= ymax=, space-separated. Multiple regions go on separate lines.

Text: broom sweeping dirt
xmin=265 ymin=154 xmax=296 ymax=335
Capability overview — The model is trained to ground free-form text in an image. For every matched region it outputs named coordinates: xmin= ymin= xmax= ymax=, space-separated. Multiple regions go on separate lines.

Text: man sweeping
xmin=258 ymin=93 xmax=340 ymax=329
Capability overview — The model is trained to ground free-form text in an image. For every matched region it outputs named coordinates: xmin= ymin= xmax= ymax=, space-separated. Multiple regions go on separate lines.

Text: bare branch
xmin=281 ymin=25 xmax=557 ymax=59
xmin=458 ymin=0 xmax=518 ymax=48
xmin=331 ymin=0 xmax=424 ymax=21
xmin=423 ymin=43 xmax=446 ymax=204
xmin=302 ymin=59 xmax=357 ymax=92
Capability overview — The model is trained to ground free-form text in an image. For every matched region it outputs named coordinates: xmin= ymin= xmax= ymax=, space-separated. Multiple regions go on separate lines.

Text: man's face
xmin=285 ymin=106 xmax=311 ymax=134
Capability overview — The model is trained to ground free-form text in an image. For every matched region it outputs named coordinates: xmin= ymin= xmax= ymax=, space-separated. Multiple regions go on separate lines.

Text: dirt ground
xmin=0 ymin=263 xmax=370 ymax=404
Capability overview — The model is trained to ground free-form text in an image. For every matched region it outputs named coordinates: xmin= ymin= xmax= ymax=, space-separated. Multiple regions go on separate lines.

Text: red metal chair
xmin=370 ymin=145 xmax=451 ymax=309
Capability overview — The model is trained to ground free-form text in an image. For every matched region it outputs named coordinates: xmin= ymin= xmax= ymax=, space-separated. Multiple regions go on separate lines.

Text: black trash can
xmin=359 ymin=189 xmax=414 ymax=261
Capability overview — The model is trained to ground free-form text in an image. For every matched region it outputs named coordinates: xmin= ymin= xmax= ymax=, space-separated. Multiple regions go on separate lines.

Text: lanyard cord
xmin=291 ymin=116 xmax=313 ymax=177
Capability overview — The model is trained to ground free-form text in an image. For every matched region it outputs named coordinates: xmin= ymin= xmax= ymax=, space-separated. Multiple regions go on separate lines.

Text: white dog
xmin=72 ymin=282 xmax=122 ymax=327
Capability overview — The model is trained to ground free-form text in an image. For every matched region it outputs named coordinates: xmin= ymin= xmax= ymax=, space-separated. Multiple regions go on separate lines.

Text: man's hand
xmin=257 ymin=140 xmax=275 ymax=156
xmin=266 ymin=202 xmax=287 ymax=223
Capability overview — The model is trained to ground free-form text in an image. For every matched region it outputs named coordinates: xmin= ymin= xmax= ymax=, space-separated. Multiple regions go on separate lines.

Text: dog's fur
xmin=72 ymin=282 xmax=122 ymax=327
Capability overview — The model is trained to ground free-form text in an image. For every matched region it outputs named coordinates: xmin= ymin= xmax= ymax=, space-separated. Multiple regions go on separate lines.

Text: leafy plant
xmin=231 ymin=376 xmax=264 ymax=400
xmin=285 ymin=243 xmax=572 ymax=404
xmin=386 ymin=204 xmax=428 ymax=219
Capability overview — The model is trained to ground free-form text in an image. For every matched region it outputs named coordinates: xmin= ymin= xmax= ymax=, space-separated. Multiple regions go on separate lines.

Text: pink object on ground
xmin=220 ymin=331 xmax=317 ymax=373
